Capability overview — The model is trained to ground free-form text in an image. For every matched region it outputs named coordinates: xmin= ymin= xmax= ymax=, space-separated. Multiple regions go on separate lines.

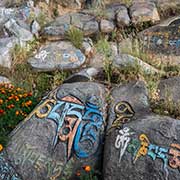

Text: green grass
xmin=65 ymin=26 xmax=84 ymax=49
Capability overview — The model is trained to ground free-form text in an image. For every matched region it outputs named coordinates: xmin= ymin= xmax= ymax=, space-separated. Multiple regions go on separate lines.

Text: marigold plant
xmin=0 ymin=83 xmax=38 ymax=146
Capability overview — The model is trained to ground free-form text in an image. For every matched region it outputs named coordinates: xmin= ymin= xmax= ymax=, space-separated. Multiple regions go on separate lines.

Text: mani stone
xmin=139 ymin=17 xmax=180 ymax=63
xmin=130 ymin=1 xmax=160 ymax=24
xmin=158 ymin=76 xmax=180 ymax=105
xmin=0 ymin=152 xmax=21 ymax=180
xmin=28 ymin=41 xmax=86 ymax=72
xmin=5 ymin=82 xmax=107 ymax=180
xmin=103 ymin=81 xmax=180 ymax=180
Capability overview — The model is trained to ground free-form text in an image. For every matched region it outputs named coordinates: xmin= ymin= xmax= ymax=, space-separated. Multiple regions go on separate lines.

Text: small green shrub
xmin=96 ymin=37 xmax=113 ymax=83
xmin=65 ymin=26 xmax=84 ymax=49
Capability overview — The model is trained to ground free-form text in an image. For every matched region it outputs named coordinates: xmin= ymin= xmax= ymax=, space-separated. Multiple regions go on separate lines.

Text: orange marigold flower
xmin=83 ymin=165 xmax=91 ymax=172
xmin=76 ymin=171 xmax=81 ymax=176
xmin=16 ymin=87 xmax=21 ymax=91
xmin=0 ymin=109 xmax=4 ymax=114
xmin=15 ymin=111 xmax=20 ymax=116
xmin=23 ymin=93 xmax=28 ymax=98
xmin=1 ymin=90 xmax=5 ymax=94
xmin=0 ymin=99 xmax=3 ymax=104
xmin=8 ymin=96 xmax=13 ymax=100
xmin=28 ymin=92 xmax=32 ymax=96
xmin=18 ymin=94 xmax=23 ymax=98
xmin=10 ymin=104 xmax=14 ymax=108
xmin=16 ymin=98 xmax=19 ymax=102
xmin=0 ymin=144 xmax=3 ymax=152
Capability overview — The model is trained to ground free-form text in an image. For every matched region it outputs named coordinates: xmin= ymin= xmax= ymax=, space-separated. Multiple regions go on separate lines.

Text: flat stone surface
xmin=139 ymin=17 xmax=180 ymax=62
xmin=116 ymin=5 xmax=131 ymax=27
xmin=6 ymin=82 xmax=107 ymax=180
xmin=42 ymin=13 xmax=99 ymax=40
xmin=4 ymin=18 xmax=33 ymax=42
xmin=113 ymin=54 xmax=160 ymax=74
xmin=100 ymin=19 xmax=115 ymax=33
xmin=0 ymin=152 xmax=21 ymax=180
xmin=158 ymin=76 xmax=180 ymax=104
xmin=130 ymin=1 xmax=160 ymax=24
xmin=0 ymin=37 xmax=18 ymax=68
xmin=0 ymin=76 xmax=10 ymax=83
xmin=103 ymin=81 xmax=180 ymax=180
xmin=28 ymin=41 xmax=86 ymax=72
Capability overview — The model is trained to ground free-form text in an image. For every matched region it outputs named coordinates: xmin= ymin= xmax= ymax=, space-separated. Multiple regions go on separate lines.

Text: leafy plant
xmin=65 ymin=26 xmax=84 ymax=49
xmin=0 ymin=83 xmax=38 ymax=146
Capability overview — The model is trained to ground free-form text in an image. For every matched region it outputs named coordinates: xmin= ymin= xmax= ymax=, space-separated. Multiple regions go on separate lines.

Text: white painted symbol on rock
xmin=35 ymin=50 xmax=49 ymax=61
xmin=115 ymin=127 xmax=135 ymax=163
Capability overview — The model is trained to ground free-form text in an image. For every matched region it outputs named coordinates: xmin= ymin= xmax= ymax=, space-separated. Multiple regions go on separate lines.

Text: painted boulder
xmin=103 ymin=81 xmax=180 ymax=180
xmin=28 ymin=41 xmax=86 ymax=72
xmin=0 ymin=152 xmax=22 ymax=180
xmin=5 ymin=82 xmax=107 ymax=180
xmin=139 ymin=16 xmax=180 ymax=64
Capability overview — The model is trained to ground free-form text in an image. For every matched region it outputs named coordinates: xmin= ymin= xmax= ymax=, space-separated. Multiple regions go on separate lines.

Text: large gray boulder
xmin=103 ymin=81 xmax=180 ymax=180
xmin=130 ymin=1 xmax=160 ymax=24
xmin=5 ymin=82 xmax=107 ymax=180
xmin=42 ymin=13 xmax=99 ymax=41
xmin=28 ymin=41 xmax=86 ymax=72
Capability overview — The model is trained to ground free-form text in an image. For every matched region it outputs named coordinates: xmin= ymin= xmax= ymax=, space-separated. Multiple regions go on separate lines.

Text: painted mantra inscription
xmin=13 ymin=142 xmax=63 ymax=180
xmin=31 ymin=95 xmax=103 ymax=159
xmin=0 ymin=153 xmax=21 ymax=180
xmin=115 ymin=127 xmax=180 ymax=180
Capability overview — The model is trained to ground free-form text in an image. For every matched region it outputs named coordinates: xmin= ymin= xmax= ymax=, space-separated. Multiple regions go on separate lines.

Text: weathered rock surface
xmin=113 ymin=54 xmax=160 ymax=74
xmin=130 ymin=1 xmax=160 ymax=24
xmin=0 ymin=76 xmax=10 ymax=83
xmin=64 ymin=67 xmax=101 ymax=83
xmin=0 ymin=152 xmax=21 ymax=180
xmin=158 ymin=76 xmax=180 ymax=104
xmin=116 ymin=6 xmax=131 ymax=27
xmin=4 ymin=19 xmax=33 ymax=42
xmin=5 ymin=82 xmax=107 ymax=180
xmin=100 ymin=19 xmax=115 ymax=33
xmin=106 ymin=81 xmax=150 ymax=131
xmin=103 ymin=81 xmax=180 ymax=180
xmin=139 ymin=16 xmax=180 ymax=64
xmin=0 ymin=37 xmax=18 ymax=68
xmin=42 ymin=13 xmax=99 ymax=40
xmin=28 ymin=41 xmax=86 ymax=71
xmin=56 ymin=0 xmax=82 ymax=9
xmin=0 ymin=7 xmax=16 ymax=25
